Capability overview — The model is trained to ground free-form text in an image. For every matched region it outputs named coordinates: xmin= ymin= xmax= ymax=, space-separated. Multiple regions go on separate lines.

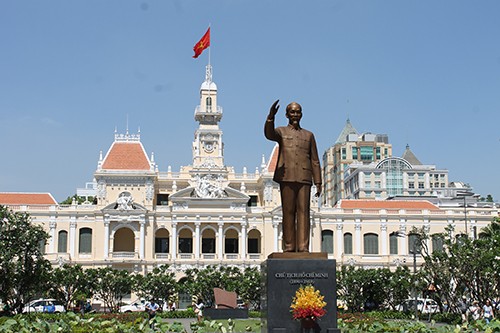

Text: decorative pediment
xmin=102 ymin=191 xmax=147 ymax=214
xmin=169 ymin=186 xmax=250 ymax=210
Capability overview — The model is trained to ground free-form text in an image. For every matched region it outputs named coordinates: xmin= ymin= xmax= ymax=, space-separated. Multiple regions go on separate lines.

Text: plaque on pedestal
xmin=261 ymin=254 xmax=340 ymax=333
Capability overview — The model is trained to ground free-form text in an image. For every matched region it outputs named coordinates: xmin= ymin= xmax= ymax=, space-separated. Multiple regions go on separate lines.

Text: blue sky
xmin=1 ymin=1 xmax=499 ymax=202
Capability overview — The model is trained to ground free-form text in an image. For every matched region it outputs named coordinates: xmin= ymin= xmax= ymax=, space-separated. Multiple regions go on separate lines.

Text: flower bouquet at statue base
xmin=290 ymin=285 xmax=327 ymax=329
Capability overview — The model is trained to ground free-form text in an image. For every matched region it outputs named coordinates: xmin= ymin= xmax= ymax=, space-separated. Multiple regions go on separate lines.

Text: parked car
xmin=22 ymin=299 xmax=65 ymax=314
xmin=395 ymin=298 xmax=439 ymax=314
xmin=119 ymin=299 xmax=146 ymax=313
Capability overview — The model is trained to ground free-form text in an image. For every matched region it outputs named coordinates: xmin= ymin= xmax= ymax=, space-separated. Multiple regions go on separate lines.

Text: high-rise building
xmin=322 ymin=119 xmax=392 ymax=206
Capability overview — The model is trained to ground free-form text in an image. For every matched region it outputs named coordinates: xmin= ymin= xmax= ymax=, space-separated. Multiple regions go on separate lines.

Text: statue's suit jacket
xmin=264 ymin=120 xmax=322 ymax=187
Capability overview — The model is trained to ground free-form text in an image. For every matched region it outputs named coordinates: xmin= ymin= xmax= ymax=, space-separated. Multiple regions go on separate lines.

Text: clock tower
xmin=192 ymin=64 xmax=225 ymax=169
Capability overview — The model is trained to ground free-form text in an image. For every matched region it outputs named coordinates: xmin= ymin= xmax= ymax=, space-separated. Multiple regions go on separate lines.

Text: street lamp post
xmin=457 ymin=191 xmax=474 ymax=238
xmin=411 ymin=237 xmax=420 ymax=320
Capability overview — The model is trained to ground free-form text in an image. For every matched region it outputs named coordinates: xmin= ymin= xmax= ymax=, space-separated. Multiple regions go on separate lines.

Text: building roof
xmin=335 ymin=118 xmax=358 ymax=144
xmin=266 ymin=144 xmax=279 ymax=172
xmin=0 ymin=192 xmax=57 ymax=205
xmin=401 ymin=144 xmax=422 ymax=166
xmin=101 ymin=141 xmax=151 ymax=170
xmin=336 ymin=199 xmax=439 ymax=210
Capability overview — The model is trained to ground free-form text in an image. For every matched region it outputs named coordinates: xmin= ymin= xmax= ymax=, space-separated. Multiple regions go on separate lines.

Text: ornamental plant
xmin=290 ymin=285 xmax=327 ymax=320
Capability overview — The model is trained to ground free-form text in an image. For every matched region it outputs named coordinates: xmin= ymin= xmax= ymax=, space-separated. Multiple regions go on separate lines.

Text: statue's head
xmin=286 ymin=102 xmax=302 ymax=126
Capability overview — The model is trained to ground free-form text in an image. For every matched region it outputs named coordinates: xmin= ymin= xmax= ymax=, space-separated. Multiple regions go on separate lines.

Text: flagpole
xmin=208 ymin=24 xmax=212 ymax=98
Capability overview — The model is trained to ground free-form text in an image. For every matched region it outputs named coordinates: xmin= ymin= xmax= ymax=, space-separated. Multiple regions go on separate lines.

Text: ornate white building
xmin=1 ymin=66 xmax=498 ymax=281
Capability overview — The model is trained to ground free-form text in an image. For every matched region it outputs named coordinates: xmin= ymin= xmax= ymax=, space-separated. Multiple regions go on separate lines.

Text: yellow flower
xmin=290 ymin=285 xmax=327 ymax=320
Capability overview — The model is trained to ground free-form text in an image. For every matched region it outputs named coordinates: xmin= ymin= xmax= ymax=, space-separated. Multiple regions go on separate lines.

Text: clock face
xmin=204 ymin=141 xmax=215 ymax=153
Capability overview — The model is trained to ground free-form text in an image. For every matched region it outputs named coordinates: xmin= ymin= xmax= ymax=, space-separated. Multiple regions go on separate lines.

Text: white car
xmin=119 ymin=299 xmax=146 ymax=313
xmin=22 ymin=299 xmax=66 ymax=314
xmin=395 ymin=298 xmax=440 ymax=314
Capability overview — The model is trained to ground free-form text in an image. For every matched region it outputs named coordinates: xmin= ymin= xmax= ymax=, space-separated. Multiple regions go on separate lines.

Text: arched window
xmin=224 ymin=229 xmax=239 ymax=254
xmin=79 ymin=228 xmax=92 ymax=254
xmin=178 ymin=229 xmax=193 ymax=254
xmin=431 ymin=234 xmax=444 ymax=253
xmin=206 ymin=96 xmax=212 ymax=111
xmin=389 ymin=232 xmax=398 ymax=255
xmin=58 ymin=230 xmax=68 ymax=253
xmin=248 ymin=229 xmax=261 ymax=254
xmin=408 ymin=233 xmax=421 ymax=254
xmin=155 ymin=228 xmax=170 ymax=254
xmin=38 ymin=239 xmax=46 ymax=254
xmin=202 ymin=228 xmax=216 ymax=254
xmin=321 ymin=230 xmax=334 ymax=254
xmin=364 ymin=233 xmax=379 ymax=255
xmin=344 ymin=233 xmax=353 ymax=255
xmin=113 ymin=228 xmax=135 ymax=252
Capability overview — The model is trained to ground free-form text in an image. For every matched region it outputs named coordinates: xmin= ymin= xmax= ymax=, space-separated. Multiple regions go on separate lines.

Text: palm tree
xmin=478 ymin=217 xmax=500 ymax=239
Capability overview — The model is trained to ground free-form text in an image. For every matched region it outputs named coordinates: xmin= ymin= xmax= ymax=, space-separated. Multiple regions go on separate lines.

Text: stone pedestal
xmin=261 ymin=253 xmax=340 ymax=333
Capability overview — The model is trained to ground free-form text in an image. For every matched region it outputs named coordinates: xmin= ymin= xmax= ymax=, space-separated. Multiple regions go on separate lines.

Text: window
xmin=79 ymin=228 xmax=92 ymax=254
xmin=374 ymin=181 xmax=381 ymax=189
xmin=225 ymin=229 xmax=239 ymax=254
xmin=431 ymin=235 xmax=444 ymax=253
xmin=352 ymin=147 xmax=358 ymax=159
xmin=321 ymin=230 xmax=334 ymax=254
xmin=364 ymin=233 xmax=379 ymax=254
xmin=418 ymin=182 xmax=424 ymax=189
xmin=179 ymin=238 xmax=192 ymax=253
xmin=38 ymin=239 xmax=46 ymax=254
xmin=408 ymin=234 xmax=421 ymax=254
xmin=364 ymin=181 xmax=371 ymax=189
xmin=206 ymin=96 xmax=212 ymax=111
xmin=360 ymin=146 xmax=373 ymax=161
xmin=341 ymin=148 xmax=346 ymax=160
xmin=202 ymin=229 xmax=216 ymax=253
xmin=58 ymin=230 xmax=68 ymax=253
xmin=248 ymin=229 xmax=261 ymax=254
xmin=155 ymin=238 xmax=169 ymax=253
xmin=155 ymin=228 xmax=170 ymax=253
xmin=376 ymin=147 xmax=381 ymax=160
xmin=389 ymin=233 xmax=398 ymax=254
xmin=409 ymin=182 xmax=415 ymax=189
xmin=344 ymin=233 xmax=353 ymax=255
xmin=178 ymin=229 xmax=193 ymax=254
xmin=247 ymin=195 xmax=258 ymax=207
xmin=157 ymin=194 xmax=169 ymax=206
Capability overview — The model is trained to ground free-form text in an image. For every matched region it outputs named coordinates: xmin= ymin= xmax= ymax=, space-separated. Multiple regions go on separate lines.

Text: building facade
xmin=322 ymin=121 xmax=393 ymax=206
xmin=1 ymin=66 xmax=498 ymax=280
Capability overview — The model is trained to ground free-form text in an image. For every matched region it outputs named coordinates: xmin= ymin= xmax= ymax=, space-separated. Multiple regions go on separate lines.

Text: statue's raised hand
xmin=268 ymin=99 xmax=280 ymax=118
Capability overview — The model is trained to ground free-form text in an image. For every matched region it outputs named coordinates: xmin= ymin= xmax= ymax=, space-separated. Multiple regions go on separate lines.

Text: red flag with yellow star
xmin=193 ymin=27 xmax=210 ymax=59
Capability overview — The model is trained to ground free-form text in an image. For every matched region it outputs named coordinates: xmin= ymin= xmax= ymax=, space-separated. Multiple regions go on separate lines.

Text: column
xmin=354 ymin=220 xmax=362 ymax=255
xmin=240 ymin=220 xmax=247 ymax=260
xmin=336 ymin=222 xmax=343 ymax=259
xmin=69 ymin=217 xmax=77 ymax=259
xmin=139 ymin=217 xmax=145 ymax=260
xmin=103 ymin=217 xmax=110 ymax=259
xmin=218 ymin=218 xmax=224 ymax=260
xmin=49 ymin=221 xmax=57 ymax=253
xmin=380 ymin=221 xmax=388 ymax=256
xmin=171 ymin=218 xmax=178 ymax=260
xmin=195 ymin=218 xmax=201 ymax=260
xmin=399 ymin=219 xmax=407 ymax=255
xmin=272 ymin=218 xmax=280 ymax=252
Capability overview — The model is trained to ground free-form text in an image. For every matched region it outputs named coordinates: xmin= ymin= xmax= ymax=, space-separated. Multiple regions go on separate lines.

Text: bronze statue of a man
xmin=264 ymin=100 xmax=322 ymax=252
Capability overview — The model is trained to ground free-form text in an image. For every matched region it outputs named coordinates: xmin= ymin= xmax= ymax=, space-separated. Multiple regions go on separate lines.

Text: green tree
xmin=181 ymin=265 xmax=260 ymax=308
xmin=59 ymin=194 xmax=95 ymax=205
xmin=337 ymin=265 xmax=413 ymax=312
xmin=418 ymin=220 xmax=500 ymax=313
xmin=47 ymin=264 xmax=94 ymax=309
xmin=134 ymin=265 xmax=177 ymax=303
xmin=237 ymin=267 xmax=261 ymax=310
xmin=90 ymin=267 xmax=133 ymax=312
xmin=0 ymin=205 xmax=52 ymax=313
